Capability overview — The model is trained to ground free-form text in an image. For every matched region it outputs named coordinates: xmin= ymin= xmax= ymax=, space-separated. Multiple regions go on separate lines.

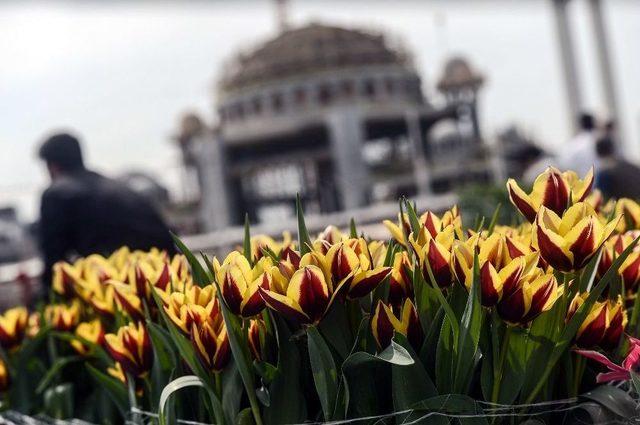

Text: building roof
xmin=219 ymin=23 xmax=411 ymax=93
xmin=437 ymin=56 xmax=484 ymax=92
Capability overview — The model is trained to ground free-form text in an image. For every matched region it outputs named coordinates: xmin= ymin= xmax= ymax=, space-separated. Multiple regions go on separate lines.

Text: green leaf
xmin=318 ymin=302 xmax=352 ymax=361
xmin=159 ymin=375 xmax=206 ymax=424
xmin=391 ymin=334 xmax=437 ymax=421
xmin=632 ymin=371 xmax=640 ymax=396
xmin=147 ymin=321 xmax=178 ymax=371
xmin=296 ymin=194 xmax=312 ymax=255
xmin=404 ymin=197 xmax=422 ymax=234
xmin=43 ymin=383 xmax=74 ymax=419
xmin=36 ymin=355 xmax=82 ymax=394
xmin=307 ymin=325 xmax=341 ymax=421
xmin=453 ymin=253 xmax=484 ymax=393
xmin=581 ymin=385 xmax=637 ymax=418
xmin=349 ymin=218 xmax=358 ymax=238
xmin=411 ymin=394 xmax=488 ymax=425
xmin=217 ymin=294 xmax=263 ymax=425
xmin=172 ymin=232 xmax=210 ymax=286
xmin=86 ymin=364 xmax=129 ymax=416
xmin=243 ymin=213 xmax=252 ymax=265
xmin=222 ymin=363 xmax=244 ymax=425
xmin=486 ymin=203 xmax=502 ymax=236
xmin=263 ymin=315 xmax=306 ymax=424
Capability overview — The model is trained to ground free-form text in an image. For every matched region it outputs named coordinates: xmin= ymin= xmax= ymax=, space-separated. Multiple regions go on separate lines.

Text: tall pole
xmin=588 ymin=0 xmax=621 ymax=138
xmin=552 ymin=0 xmax=582 ymax=133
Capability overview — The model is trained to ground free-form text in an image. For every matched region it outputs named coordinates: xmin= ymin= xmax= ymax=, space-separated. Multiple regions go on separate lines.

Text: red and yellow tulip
xmin=568 ymin=294 xmax=627 ymax=350
xmin=190 ymin=319 xmax=230 ymax=372
xmin=164 ymin=285 xmax=220 ymax=334
xmin=105 ymin=322 xmax=153 ymax=378
xmin=45 ymin=301 xmax=81 ymax=332
xmin=71 ymin=319 xmax=105 ymax=355
xmin=533 ymin=202 xmax=619 ymax=272
xmin=215 ymin=252 xmax=272 ymax=317
xmin=410 ymin=225 xmax=456 ymax=288
xmin=507 ymin=167 xmax=593 ymax=222
xmin=371 ymin=299 xmax=423 ymax=351
xmin=496 ymin=268 xmax=562 ymax=325
xmin=0 ymin=307 xmax=28 ymax=350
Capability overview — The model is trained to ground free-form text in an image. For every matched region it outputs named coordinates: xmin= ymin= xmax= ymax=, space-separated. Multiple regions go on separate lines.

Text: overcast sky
xmin=1 ymin=0 xmax=639 ymax=221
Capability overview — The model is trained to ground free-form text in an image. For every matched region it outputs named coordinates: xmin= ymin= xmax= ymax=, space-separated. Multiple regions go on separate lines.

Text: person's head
xmin=596 ymin=137 xmax=615 ymax=159
xmin=38 ymin=132 xmax=85 ymax=180
xmin=578 ymin=112 xmax=595 ymax=132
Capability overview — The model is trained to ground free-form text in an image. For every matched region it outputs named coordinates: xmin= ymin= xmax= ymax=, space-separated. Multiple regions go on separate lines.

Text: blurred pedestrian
xmin=558 ymin=112 xmax=597 ymax=176
xmin=594 ymin=128 xmax=640 ymax=200
xmin=37 ymin=132 xmax=175 ymax=291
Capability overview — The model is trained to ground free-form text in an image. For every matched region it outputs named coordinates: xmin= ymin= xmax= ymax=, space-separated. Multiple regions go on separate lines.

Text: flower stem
xmin=491 ymin=325 xmax=512 ymax=404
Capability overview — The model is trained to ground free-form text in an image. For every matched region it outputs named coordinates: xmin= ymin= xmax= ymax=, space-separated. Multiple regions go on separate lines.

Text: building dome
xmin=220 ymin=23 xmax=410 ymax=93
xmin=437 ymin=56 xmax=484 ymax=92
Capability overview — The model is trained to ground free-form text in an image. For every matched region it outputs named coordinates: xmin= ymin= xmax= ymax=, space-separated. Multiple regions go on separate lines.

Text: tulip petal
xmin=258 ymin=287 xmax=310 ymax=323
xmin=507 ymin=179 xmax=538 ymax=222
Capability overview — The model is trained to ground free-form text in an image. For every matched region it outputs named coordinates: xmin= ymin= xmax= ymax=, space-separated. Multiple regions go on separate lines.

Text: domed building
xmin=180 ymin=23 xmax=493 ymax=231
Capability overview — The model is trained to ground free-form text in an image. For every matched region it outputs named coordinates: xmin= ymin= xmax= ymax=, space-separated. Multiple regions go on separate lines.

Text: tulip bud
xmin=615 ymin=198 xmax=640 ymax=232
xmin=248 ymin=319 xmax=267 ymax=361
xmin=497 ymin=269 xmax=562 ymax=324
xmin=259 ymin=265 xmax=331 ymax=324
xmin=217 ymin=252 xmax=271 ymax=317
xmin=568 ymin=294 xmax=609 ymax=349
xmin=601 ymin=297 xmax=628 ymax=351
xmin=507 ymin=167 xmax=593 ymax=222
xmin=533 ymin=203 xmax=619 ymax=272
xmin=317 ymin=225 xmax=345 ymax=245
xmin=0 ymin=359 xmax=9 ymax=393
xmin=412 ymin=225 xmax=455 ymax=288
xmin=105 ymin=322 xmax=153 ymax=378
xmin=52 ymin=261 xmax=81 ymax=297
xmin=371 ymin=299 xmax=423 ymax=351
xmin=388 ymin=252 xmax=414 ymax=306
xmin=110 ymin=281 xmax=145 ymax=321
xmin=190 ymin=321 xmax=230 ymax=372
xmin=0 ymin=307 xmax=28 ymax=350
xmin=164 ymin=285 xmax=219 ymax=334
xmin=71 ymin=320 xmax=105 ymax=355
xmin=44 ymin=301 xmax=81 ymax=332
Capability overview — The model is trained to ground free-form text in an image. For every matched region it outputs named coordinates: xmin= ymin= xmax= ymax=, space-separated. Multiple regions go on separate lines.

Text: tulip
xmin=567 ymin=294 xmax=609 ymax=349
xmin=45 ymin=301 xmax=81 ymax=332
xmin=324 ymin=239 xmax=391 ymax=299
xmin=71 ymin=320 xmax=105 ymax=355
xmin=105 ymin=322 xmax=153 ymax=377
xmin=317 ymin=225 xmax=346 ymax=245
xmin=496 ymin=268 xmax=562 ymax=324
xmin=248 ymin=319 xmax=266 ymax=361
xmin=26 ymin=312 xmax=41 ymax=338
xmin=388 ymin=251 xmax=414 ymax=306
xmin=0 ymin=307 xmax=28 ymax=350
xmin=410 ymin=225 xmax=456 ymax=288
xmin=576 ymin=336 xmax=640 ymax=383
xmin=215 ymin=252 xmax=272 ymax=317
xmin=600 ymin=232 xmax=640 ymax=290
xmin=600 ymin=297 xmax=628 ymax=351
xmin=127 ymin=261 xmax=171 ymax=301
xmin=190 ymin=320 xmax=230 ymax=372
xmin=164 ymin=285 xmax=220 ymax=334
xmin=532 ymin=203 xmax=619 ymax=272
xmin=0 ymin=359 xmax=9 ymax=392
xmin=383 ymin=206 xmax=461 ymax=245
xmin=52 ymin=261 xmax=81 ymax=297
xmin=615 ymin=198 xmax=640 ymax=232
xmin=371 ymin=299 xmax=423 ymax=351
xmin=259 ymin=265 xmax=335 ymax=324
xmin=507 ymin=167 xmax=593 ymax=222
xmin=110 ymin=281 xmax=145 ymax=321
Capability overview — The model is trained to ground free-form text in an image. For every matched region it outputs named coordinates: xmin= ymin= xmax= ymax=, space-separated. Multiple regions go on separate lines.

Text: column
xmin=195 ymin=133 xmax=232 ymax=232
xmin=405 ymin=110 xmax=432 ymax=196
xmin=327 ymin=107 xmax=369 ymax=210
xmin=552 ymin=0 xmax=582 ymax=132
xmin=588 ymin=0 xmax=621 ymax=138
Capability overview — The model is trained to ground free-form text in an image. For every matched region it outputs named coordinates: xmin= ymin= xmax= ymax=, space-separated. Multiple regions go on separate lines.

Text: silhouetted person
xmin=595 ymin=130 xmax=640 ymax=200
xmin=558 ymin=112 xmax=597 ymax=175
xmin=38 ymin=132 xmax=175 ymax=289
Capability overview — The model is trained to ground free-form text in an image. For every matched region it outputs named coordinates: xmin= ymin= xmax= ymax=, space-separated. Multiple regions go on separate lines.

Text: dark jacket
xmin=596 ymin=158 xmax=640 ymax=200
xmin=39 ymin=169 xmax=175 ymax=288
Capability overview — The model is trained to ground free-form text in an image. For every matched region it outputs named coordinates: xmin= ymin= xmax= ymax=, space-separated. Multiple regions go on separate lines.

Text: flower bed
xmin=1 ymin=166 xmax=640 ymax=424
